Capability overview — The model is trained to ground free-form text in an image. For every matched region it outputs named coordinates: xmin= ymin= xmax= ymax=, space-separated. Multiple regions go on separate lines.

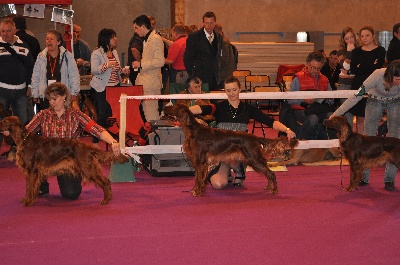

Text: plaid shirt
xmin=26 ymin=107 xmax=105 ymax=139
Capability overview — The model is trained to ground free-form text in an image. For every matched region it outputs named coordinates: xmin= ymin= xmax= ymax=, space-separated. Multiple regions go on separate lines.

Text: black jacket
xmin=0 ymin=37 xmax=34 ymax=88
xmin=184 ymin=28 xmax=223 ymax=90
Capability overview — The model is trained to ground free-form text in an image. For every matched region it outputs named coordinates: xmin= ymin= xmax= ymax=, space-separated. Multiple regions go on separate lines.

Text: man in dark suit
xmin=184 ymin=11 xmax=222 ymax=91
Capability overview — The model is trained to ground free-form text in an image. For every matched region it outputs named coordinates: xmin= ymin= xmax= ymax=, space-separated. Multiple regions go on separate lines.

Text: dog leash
xmin=180 ymin=147 xmax=196 ymax=193
xmin=339 ymin=149 xmax=346 ymax=189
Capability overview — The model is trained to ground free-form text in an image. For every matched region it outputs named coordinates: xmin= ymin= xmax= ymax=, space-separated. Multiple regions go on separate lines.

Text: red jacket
xmin=295 ymin=70 xmax=329 ymax=91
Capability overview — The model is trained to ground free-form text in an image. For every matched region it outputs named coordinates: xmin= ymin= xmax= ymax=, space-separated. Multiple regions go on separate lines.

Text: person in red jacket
xmin=287 ymin=51 xmax=335 ymax=140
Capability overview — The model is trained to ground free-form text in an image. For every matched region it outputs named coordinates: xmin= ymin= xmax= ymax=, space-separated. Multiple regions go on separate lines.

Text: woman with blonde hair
xmin=341 ymin=26 xmax=386 ymax=134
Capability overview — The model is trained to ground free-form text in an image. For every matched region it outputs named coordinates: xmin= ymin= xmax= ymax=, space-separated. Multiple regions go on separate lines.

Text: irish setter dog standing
xmin=324 ymin=116 xmax=400 ymax=191
xmin=0 ymin=116 xmax=128 ymax=206
xmin=164 ymin=104 xmax=298 ymax=197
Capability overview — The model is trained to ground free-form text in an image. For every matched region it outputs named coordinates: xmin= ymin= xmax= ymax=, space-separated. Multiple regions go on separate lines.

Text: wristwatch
xmin=285 ymin=127 xmax=291 ymax=132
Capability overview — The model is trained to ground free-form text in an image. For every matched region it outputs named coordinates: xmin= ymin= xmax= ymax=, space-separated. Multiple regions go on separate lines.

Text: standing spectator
xmin=90 ymin=28 xmax=129 ymax=146
xmin=348 ymin=26 xmax=386 ymax=134
xmin=31 ymin=30 xmax=80 ymax=110
xmin=164 ymin=24 xmax=188 ymax=84
xmin=132 ymin=15 xmax=165 ymax=121
xmin=11 ymin=15 xmax=40 ymax=62
xmin=127 ymin=31 xmax=144 ymax=85
xmin=184 ymin=11 xmax=222 ymax=91
xmin=214 ymin=23 xmax=236 ymax=88
xmin=287 ymin=51 xmax=335 ymax=140
xmin=63 ymin=24 xmax=92 ymax=75
xmin=148 ymin=16 xmax=169 ymax=93
xmin=336 ymin=27 xmax=359 ymax=126
xmin=387 ymin=23 xmax=400 ymax=63
xmin=320 ymin=50 xmax=341 ymax=90
xmin=0 ymin=18 xmax=33 ymax=126
xmin=11 ymin=15 xmax=41 ymax=121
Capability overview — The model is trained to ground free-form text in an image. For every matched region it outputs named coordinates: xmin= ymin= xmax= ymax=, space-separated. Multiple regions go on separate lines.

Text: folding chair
xmin=251 ymin=86 xmax=281 ymax=138
xmin=233 ymin=70 xmax=251 ymax=91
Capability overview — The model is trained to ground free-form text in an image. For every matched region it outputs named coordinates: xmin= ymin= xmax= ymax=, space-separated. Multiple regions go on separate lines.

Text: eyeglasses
xmin=308 ymin=65 xmax=322 ymax=71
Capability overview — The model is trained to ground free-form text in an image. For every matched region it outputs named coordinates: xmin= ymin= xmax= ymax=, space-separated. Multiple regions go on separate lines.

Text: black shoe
xmin=233 ymin=164 xmax=246 ymax=187
xmin=359 ymin=180 xmax=369 ymax=186
xmin=38 ymin=181 xmax=49 ymax=197
xmin=38 ymin=190 xmax=49 ymax=197
xmin=384 ymin=182 xmax=395 ymax=191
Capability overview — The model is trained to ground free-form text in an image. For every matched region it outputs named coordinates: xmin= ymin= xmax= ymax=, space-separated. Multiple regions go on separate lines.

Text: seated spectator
xmin=287 ymin=51 xmax=336 ymax=140
xmin=176 ymin=76 xmax=213 ymax=124
xmin=320 ymin=50 xmax=341 ymax=90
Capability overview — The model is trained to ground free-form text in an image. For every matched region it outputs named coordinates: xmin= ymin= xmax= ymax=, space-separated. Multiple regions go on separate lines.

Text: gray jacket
xmin=31 ymin=46 xmax=80 ymax=99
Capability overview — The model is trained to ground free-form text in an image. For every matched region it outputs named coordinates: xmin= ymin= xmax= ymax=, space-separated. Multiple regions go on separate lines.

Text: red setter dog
xmin=324 ymin=116 xmax=400 ymax=191
xmin=164 ymin=104 xmax=298 ymax=196
xmin=0 ymin=116 xmax=128 ymax=206
xmin=270 ymin=147 xmax=341 ymax=166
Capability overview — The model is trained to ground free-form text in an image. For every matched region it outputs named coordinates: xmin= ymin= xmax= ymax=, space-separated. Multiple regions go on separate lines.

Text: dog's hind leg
xmin=81 ymin=163 xmax=112 ymax=204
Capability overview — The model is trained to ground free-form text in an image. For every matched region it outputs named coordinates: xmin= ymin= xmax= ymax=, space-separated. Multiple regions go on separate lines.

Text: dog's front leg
xmin=263 ymin=168 xmax=278 ymax=195
xmin=21 ymin=173 xmax=40 ymax=206
xmin=192 ymin=167 xmax=206 ymax=196
xmin=345 ymin=165 xmax=359 ymax=192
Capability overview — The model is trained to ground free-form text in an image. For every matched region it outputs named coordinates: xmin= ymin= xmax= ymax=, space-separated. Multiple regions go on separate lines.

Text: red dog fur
xmin=0 ymin=116 xmax=128 ymax=206
xmin=270 ymin=147 xmax=341 ymax=166
xmin=324 ymin=116 xmax=400 ymax=191
xmin=164 ymin=104 xmax=298 ymax=196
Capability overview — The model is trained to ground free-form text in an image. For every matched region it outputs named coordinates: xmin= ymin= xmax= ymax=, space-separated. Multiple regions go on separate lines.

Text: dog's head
xmin=263 ymin=136 xmax=299 ymax=159
xmin=0 ymin=116 xmax=23 ymax=133
xmin=323 ymin=116 xmax=351 ymax=143
xmin=0 ymin=116 xmax=25 ymax=145
xmin=163 ymin=104 xmax=197 ymax=127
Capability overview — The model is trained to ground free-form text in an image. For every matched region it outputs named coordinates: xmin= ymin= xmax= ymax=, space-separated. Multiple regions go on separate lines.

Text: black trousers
xmin=40 ymin=175 xmax=82 ymax=200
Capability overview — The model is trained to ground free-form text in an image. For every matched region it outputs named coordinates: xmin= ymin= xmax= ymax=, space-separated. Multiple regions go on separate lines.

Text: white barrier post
xmin=119 ymin=93 xmax=127 ymax=152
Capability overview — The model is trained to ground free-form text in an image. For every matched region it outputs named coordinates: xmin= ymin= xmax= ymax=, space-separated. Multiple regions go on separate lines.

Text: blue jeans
xmin=363 ymin=97 xmax=400 ymax=183
xmin=0 ymin=87 xmax=28 ymax=124
xmin=0 ymin=87 xmax=28 ymax=146
xmin=294 ymin=110 xmax=333 ymax=140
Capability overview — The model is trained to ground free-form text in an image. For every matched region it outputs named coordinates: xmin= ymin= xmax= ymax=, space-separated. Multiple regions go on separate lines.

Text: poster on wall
xmin=23 ymin=4 xmax=45 ymax=18
xmin=51 ymin=6 xmax=73 ymax=24
xmin=0 ymin=4 xmax=16 ymax=17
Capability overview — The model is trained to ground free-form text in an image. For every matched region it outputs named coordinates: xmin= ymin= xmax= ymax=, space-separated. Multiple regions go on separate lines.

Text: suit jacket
xmin=184 ymin=28 xmax=223 ymax=89
xmin=136 ymin=30 xmax=164 ymax=94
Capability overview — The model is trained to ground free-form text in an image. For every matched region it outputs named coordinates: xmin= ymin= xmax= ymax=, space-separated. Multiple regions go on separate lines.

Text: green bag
xmin=108 ymin=157 xmax=136 ymax=183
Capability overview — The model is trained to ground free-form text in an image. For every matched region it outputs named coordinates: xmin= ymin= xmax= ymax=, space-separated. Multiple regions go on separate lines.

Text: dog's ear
xmin=289 ymin=138 xmax=299 ymax=148
xmin=338 ymin=118 xmax=350 ymax=143
xmin=3 ymin=116 xmax=22 ymax=132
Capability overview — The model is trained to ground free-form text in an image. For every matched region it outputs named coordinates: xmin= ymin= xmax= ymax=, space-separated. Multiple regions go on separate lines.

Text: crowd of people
xmin=1 ymin=11 xmax=400 ymax=200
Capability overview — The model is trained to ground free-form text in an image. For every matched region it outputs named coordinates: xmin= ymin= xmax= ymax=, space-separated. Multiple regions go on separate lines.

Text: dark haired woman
xmin=189 ymin=76 xmax=296 ymax=189
xmin=331 ymin=60 xmax=400 ymax=191
xmin=31 ymin=29 xmax=80 ymax=110
xmin=90 ymin=28 xmax=129 ymax=145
